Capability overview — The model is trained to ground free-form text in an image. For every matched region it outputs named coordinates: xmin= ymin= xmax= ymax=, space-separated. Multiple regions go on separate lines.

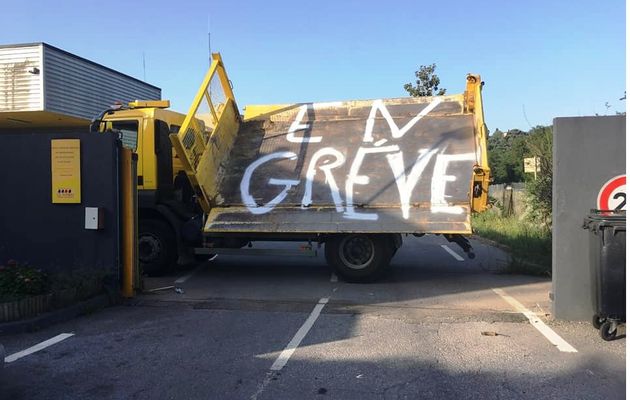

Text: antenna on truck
xmin=208 ymin=14 xmax=212 ymax=65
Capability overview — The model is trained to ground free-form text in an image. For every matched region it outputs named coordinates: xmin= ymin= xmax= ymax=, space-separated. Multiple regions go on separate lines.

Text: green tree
xmin=487 ymin=130 xmax=528 ymax=184
xmin=524 ymin=126 xmax=553 ymax=227
xmin=404 ymin=64 xmax=447 ymax=97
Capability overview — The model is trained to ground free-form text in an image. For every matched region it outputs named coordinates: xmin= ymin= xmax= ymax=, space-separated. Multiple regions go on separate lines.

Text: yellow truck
xmin=2 ymin=45 xmax=490 ymax=281
xmin=163 ymin=53 xmax=490 ymax=282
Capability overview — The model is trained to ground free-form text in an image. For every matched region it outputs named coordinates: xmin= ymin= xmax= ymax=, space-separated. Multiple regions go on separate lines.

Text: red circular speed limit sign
xmin=597 ymin=175 xmax=626 ymax=211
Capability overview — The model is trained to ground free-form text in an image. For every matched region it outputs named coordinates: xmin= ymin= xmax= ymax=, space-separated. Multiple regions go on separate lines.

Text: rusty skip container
xmin=170 ymin=54 xmax=490 ymax=282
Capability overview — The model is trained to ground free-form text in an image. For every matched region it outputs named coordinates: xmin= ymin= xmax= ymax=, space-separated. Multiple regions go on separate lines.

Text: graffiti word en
xmin=363 ymin=98 xmax=443 ymax=143
xmin=286 ymin=104 xmax=322 ymax=143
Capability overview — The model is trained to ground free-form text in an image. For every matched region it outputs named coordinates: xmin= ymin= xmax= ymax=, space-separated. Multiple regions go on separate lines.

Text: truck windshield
xmin=109 ymin=120 xmax=139 ymax=150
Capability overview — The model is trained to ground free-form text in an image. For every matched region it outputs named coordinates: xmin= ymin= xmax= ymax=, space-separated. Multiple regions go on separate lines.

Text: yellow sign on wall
xmin=51 ymin=139 xmax=81 ymax=203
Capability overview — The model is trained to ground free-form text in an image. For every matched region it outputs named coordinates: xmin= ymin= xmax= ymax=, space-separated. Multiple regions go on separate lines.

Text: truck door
xmin=109 ymin=119 xmax=143 ymax=188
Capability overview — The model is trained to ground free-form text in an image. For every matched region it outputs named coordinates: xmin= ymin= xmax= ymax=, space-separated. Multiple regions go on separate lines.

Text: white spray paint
xmin=240 ymin=151 xmax=300 ymax=214
xmin=286 ymin=104 xmax=323 ymax=143
xmin=239 ymin=98 xmax=474 ymax=219
xmin=344 ymin=145 xmax=400 ymax=220
xmin=430 ymin=152 xmax=476 ymax=214
xmin=386 ymin=147 xmax=440 ymax=219
xmin=301 ymin=147 xmax=346 ymax=212
xmin=363 ymin=98 xmax=443 ymax=143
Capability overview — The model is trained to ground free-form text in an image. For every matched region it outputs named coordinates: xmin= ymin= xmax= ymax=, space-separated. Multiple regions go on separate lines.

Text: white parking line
xmin=174 ymin=255 xmax=217 ymax=285
xmin=492 ymin=288 xmax=578 ymax=353
xmin=271 ymin=297 xmax=329 ymax=370
xmin=251 ymin=297 xmax=329 ymax=400
xmin=174 ymin=271 xmax=196 ymax=285
xmin=440 ymin=244 xmax=464 ymax=261
xmin=5 ymin=333 xmax=75 ymax=363
xmin=250 ymin=372 xmax=275 ymax=400
xmin=175 ymin=265 xmax=205 ymax=284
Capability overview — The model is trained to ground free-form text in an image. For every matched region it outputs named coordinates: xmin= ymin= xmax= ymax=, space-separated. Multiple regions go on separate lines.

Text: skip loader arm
xmin=169 ymin=53 xmax=241 ymax=214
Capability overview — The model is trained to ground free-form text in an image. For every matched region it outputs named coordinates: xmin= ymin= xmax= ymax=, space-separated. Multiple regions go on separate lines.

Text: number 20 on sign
xmin=597 ymin=175 xmax=626 ymax=211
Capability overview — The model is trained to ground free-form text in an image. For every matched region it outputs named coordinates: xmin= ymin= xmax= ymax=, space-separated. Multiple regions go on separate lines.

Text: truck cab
xmin=96 ymin=101 xmax=205 ymax=275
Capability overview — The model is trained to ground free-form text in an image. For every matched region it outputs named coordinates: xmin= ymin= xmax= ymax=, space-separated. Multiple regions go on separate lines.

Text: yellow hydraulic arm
xmin=464 ymin=74 xmax=491 ymax=213
xmin=169 ymin=53 xmax=241 ymax=213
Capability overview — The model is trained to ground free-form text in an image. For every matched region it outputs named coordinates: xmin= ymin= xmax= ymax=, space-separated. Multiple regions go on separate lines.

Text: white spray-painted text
xmin=240 ymin=99 xmax=475 ymax=220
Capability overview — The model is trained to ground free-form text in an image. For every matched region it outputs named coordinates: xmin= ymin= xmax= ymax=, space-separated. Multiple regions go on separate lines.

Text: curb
xmin=470 ymin=234 xmax=512 ymax=253
xmin=473 ymin=235 xmax=550 ymax=276
xmin=0 ymin=293 xmax=116 ymax=336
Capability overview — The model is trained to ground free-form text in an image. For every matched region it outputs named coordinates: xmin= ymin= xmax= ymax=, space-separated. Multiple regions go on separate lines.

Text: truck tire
xmin=325 ymin=234 xmax=393 ymax=283
xmin=139 ymin=219 xmax=177 ymax=276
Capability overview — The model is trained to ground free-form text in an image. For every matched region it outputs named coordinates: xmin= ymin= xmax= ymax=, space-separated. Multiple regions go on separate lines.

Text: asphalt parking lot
xmin=0 ymin=235 xmax=625 ymax=399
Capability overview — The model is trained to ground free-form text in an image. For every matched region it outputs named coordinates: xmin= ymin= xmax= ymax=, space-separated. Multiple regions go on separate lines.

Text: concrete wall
xmin=552 ymin=115 xmax=626 ymax=320
xmin=0 ymin=131 xmax=120 ymax=276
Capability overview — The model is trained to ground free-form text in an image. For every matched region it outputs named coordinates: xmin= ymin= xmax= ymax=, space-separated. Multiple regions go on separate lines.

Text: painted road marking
xmin=440 ymin=244 xmax=464 ymax=261
xmin=250 ymin=371 xmax=275 ymax=400
xmin=492 ymin=288 xmax=578 ymax=353
xmin=251 ymin=297 xmax=330 ymax=400
xmin=174 ymin=254 xmax=218 ymax=285
xmin=174 ymin=271 xmax=197 ymax=285
xmin=5 ymin=333 xmax=75 ymax=363
xmin=174 ymin=255 xmax=217 ymax=285
xmin=174 ymin=263 xmax=207 ymax=285
xmin=271 ymin=297 xmax=329 ymax=370
xmin=330 ymin=273 xmax=338 ymax=283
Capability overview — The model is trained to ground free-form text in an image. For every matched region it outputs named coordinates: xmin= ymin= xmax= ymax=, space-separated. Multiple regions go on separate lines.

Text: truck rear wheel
xmin=325 ymin=234 xmax=393 ymax=283
xmin=139 ymin=219 xmax=177 ymax=276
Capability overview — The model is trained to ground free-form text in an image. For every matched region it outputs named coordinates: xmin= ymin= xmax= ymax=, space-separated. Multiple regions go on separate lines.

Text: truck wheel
xmin=325 ymin=234 xmax=393 ymax=283
xmin=139 ymin=219 xmax=177 ymax=276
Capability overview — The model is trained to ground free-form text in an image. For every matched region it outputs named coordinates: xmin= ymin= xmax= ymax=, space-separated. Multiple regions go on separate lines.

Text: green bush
xmin=0 ymin=260 xmax=50 ymax=302
xmin=473 ymin=213 xmax=551 ymax=276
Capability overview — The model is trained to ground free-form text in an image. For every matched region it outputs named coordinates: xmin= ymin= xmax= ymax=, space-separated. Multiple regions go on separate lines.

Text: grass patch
xmin=473 ymin=212 xmax=551 ymax=276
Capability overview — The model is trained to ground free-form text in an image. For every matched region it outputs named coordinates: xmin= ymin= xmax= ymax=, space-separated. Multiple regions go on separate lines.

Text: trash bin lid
xmin=583 ymin=209 xmax=626 ymax=230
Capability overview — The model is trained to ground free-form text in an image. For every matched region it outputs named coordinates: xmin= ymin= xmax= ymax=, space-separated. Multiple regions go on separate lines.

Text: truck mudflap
xmin=171 ymin=54 xmax=490 ymax=236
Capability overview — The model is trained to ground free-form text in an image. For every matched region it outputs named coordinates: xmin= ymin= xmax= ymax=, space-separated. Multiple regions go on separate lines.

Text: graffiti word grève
xmin=240 ymin=98 xmax=476 ymax=220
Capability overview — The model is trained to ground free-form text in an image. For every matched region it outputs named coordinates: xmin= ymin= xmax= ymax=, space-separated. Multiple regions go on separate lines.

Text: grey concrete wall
xmin=552 ymin=115 xmax=626 ymax=320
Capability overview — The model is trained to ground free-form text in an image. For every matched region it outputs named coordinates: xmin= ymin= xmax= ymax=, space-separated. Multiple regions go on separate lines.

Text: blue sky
xmin=1 ymin=0 xmax=625 ymax=132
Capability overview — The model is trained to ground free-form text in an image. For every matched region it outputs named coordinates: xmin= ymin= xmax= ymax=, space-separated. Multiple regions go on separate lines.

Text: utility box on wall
xmin=552 ymin=115 xmax=626 ymax=320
